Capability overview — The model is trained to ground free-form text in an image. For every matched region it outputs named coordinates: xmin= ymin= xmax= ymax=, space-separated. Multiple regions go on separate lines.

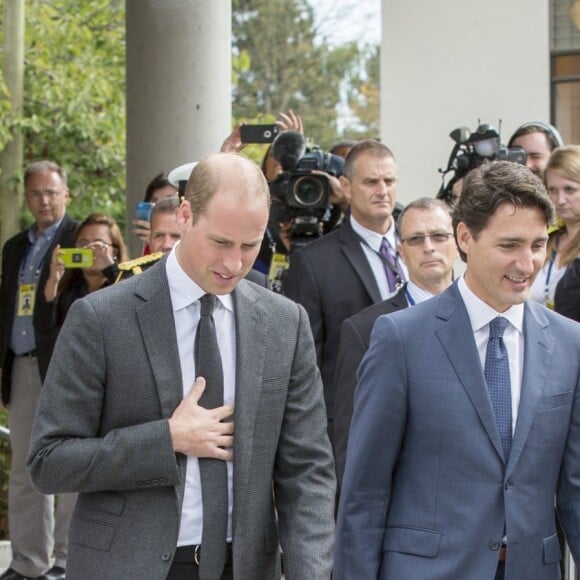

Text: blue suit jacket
xmin=334 ymin=282 xmax=580 ymax=580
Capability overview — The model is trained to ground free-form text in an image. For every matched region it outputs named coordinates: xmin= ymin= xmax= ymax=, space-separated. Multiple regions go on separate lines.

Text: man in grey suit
xmin=335 ymin=161 xmax=580 ymax=579
xmin=27 ymin=153 xmax=335 ymax=580
xmin=333 ymin=197 xmax=457 ymax=489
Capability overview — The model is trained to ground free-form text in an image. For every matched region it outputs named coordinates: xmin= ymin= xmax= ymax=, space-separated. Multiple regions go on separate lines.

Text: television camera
xmin=269 ymin=131 xmax=344 ymax=248
xmin=436 ymin=123 xmax=527 ymax=205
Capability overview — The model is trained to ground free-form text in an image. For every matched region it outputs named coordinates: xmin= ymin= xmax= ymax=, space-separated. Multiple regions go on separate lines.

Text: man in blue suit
xmin=335 ymin=161 xmax=580 ymax=579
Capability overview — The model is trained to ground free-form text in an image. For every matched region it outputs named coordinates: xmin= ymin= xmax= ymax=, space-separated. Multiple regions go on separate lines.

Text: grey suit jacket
xmin=335 ymin=282 xmax=580 ymax=580
xmin=27 ymin=259 xmax=335 ymax=580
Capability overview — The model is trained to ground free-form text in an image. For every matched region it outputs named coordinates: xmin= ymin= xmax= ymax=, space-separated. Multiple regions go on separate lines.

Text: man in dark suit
xmin=283 ymin=139 xmax=406 ymax=445
xmin=27 ymin=153 xmax=335 ymax=580
xmin=333 ymin=197 xmax=457 ymax=487
xmin=0 ymin=161 xmax=77 ymax=580
xmin=335 ymin=161 xmax=580 ymax=579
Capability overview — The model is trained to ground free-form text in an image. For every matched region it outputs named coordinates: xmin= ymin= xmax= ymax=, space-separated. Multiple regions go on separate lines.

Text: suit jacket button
xmin=504 ymin=479 xmax=512 ymax=489
xmin=489 ymin=540 xmax=500 ymax=550
xmin=161 ymin=552 xmax=171 ymax=561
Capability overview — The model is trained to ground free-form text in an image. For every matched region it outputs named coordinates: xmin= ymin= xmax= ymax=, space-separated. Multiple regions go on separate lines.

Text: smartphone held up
xmin=59 ymin=248 xmax=94 ymax=269
xmin=240 ymin=124 xmax=279 ymax=144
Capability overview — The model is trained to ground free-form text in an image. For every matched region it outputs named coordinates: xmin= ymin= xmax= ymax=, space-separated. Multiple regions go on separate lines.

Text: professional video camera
xmin=269 ymin=131 xmax=344 ymax=247
xmin=437 ymin=122 xmax=527 ymax=205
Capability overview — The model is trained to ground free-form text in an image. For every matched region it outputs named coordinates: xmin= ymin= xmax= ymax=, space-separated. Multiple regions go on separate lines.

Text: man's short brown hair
xmin=452 ymin=161 xmax=555 ymax=262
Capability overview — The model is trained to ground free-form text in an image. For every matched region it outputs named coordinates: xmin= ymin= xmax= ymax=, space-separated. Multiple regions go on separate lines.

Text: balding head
xmin=184 ymin=153 xmax=270 ymax=225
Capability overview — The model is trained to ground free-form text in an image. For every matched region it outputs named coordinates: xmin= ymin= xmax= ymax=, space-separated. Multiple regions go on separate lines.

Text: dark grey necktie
xmin=194 ymin=294 xmax=228 ymax=579
xmin=484 ymin=316 xmax=512 ymax=463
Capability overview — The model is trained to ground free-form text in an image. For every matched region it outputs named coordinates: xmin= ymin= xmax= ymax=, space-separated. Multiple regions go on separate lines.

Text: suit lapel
xmin=390 ymin=285 xmax=409 ymax=310
xmin=231 ymin=282 xmax=266 ymax=491
xmin=435 ymin=285 xmax=505 ymax=462
xmin=134 ymin=260 xmax=183 ymax=418
xmin=507 ymin=303 xmax=553 ymax=472
xmin=339 ymin=221 xmax=382 ymax=303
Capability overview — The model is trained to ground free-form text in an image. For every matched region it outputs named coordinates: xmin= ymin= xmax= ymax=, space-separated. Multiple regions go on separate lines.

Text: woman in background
xmin=530 ymin=145 xmax=580 ymax=310
xmin=45 ymin=212 xmax=129 ymax=329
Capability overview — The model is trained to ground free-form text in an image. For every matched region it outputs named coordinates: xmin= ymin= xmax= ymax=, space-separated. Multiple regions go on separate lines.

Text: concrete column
xmin=126 ymin=0 xmax=231 ymax=256
xmin=380 ymin=0 xmax=550 ymax=205
xmin=0 ymin=0 xmax=25 ymax=248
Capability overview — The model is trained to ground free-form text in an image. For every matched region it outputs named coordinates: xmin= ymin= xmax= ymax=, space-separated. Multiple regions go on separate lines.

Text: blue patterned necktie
xmin=195 ymin=294 xmax=229 ymax=579
xmin=484 ymin=316 xmax=512 ymax=462
xmin=379 ymin=237 xmax=402 ymax=292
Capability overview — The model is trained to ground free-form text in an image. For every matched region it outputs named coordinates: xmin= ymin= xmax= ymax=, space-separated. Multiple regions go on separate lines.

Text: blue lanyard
xmin=18 ymin=241 xmax=45 ymax=285
xmin=404 ymin=287 xmax=415 ymax=306
xmin=545 ymin=249 xmax=557 ymax=287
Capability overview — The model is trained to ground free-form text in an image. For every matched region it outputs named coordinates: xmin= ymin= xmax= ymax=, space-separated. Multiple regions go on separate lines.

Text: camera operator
xmin=437 ymin=123 xmax=527 ymax=207
xmin=508 ymin=121 xmax=564 ymax=179
xmin=283 ymin=139 xmax=407 ymax=447
xmin=258 ymin=130 xmax=348 ymax=291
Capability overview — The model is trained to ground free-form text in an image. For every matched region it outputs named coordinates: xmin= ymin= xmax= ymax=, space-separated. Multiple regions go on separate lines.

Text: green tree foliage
xmin=0 ymin=0 xmax=126 ymax=230
xmin=232 ymin=0 xmax=361 ymax=149
xmin=345 ymin=43 xmax=380 ymax=141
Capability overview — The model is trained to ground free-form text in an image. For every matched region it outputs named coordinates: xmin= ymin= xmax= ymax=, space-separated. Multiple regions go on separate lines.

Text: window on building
xmin=551 ymin=0 xmax=580 ymax=143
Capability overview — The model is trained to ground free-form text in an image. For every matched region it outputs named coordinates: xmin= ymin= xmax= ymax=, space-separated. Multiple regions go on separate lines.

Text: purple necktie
xmin=380 ymin=238 xmax=401 ymax=292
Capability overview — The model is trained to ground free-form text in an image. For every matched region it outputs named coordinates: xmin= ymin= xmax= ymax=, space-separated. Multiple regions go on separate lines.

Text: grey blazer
xmin=27 ymin=259 xmax=335 ymax=580
xmin=335 ymin=282 xmax=580 ymax=580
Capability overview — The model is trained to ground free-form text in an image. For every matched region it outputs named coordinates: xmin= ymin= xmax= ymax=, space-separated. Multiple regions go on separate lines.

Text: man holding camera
xmin=283 ymin=139 xmax=406 ymax=447
xmin=0 ymin=161 xmax=77 ymax=580
xmin=508 ymin=122 xmax=564 ymax=179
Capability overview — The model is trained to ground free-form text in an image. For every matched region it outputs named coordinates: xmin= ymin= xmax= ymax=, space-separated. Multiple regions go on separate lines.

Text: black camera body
xmin=437 ymin=123 xmax=527 ymax=205
xmin=269 ymin=147 xmax=344 ymax=237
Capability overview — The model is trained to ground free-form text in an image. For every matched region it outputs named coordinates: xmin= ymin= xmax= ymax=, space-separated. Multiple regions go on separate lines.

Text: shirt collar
xmin=406 ymin=280 xmax=436 ymax=304
xmin=350 ymin=214 xmax=397 ymax=252
xmin=458 ymin=276 xmax=524 ymax=334
xmin=27 ymin=215 xmax=65 ymax=244
xmin=166 ymin=243 xmax=234 ymax=313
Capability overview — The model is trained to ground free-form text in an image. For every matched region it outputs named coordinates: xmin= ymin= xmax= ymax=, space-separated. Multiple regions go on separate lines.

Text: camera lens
xmin=292 ymin=176 xmax=324 ymax=207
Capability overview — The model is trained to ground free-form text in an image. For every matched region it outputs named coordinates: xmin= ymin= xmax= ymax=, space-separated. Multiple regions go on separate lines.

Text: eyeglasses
xmin=75 ymin=239 xmax=114 ymax=250
xmin=400 ymin=232 xmax=454 ymax=247
xmin=25 ymin=189 xmax=65 ymax=199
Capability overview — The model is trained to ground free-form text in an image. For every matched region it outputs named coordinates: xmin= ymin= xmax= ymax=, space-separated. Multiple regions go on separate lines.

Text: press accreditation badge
xmin=269 ymin=252 xmax=289 ymax=294
xmin=17 ymin=284 xmax=35 ymax=316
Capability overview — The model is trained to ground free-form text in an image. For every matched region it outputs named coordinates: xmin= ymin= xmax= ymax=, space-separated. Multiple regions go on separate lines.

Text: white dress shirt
xmin=405 ymin=280 xmax=436 ymax=305
xmin=350 ymin=214 xmax=408 ymax=300
xmin=166 ymin=246 xmax=236 ymax=546
xmin=457 ymin=277 xmax=524 ymax=433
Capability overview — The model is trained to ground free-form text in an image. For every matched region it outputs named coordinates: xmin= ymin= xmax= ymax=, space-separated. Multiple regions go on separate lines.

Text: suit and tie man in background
xmin=27 ymin=153 xmax=336 ymax=580
xmin=333 ymin=197 xmax=457 ymax=488
xmin=0 ymin=161 xmax=78 ymax=580
xmin=148 ymin=195 xmax=182 ymax=255
xmin=283 ymin=139 xmax=407 ymax=446
xmin=335 ymin=161 xmax=580 ymax=580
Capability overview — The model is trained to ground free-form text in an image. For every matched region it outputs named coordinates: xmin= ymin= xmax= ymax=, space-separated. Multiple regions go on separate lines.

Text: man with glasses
xmin=284 ymin=139 xmax=407 ymax=448
xmin=0 ymin=161 xmax=77 ymax=580
xmin=333 ymin=198 xmax=457 ymax=489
